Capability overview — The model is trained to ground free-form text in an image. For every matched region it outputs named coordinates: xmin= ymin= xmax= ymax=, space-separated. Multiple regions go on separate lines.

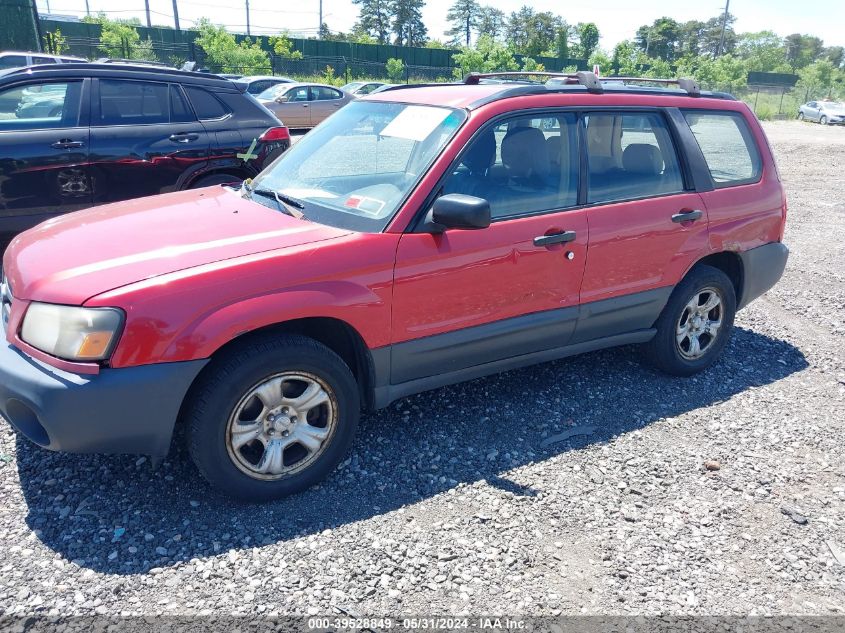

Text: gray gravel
xmin=1 ymin=121 xmax=844 ymax=617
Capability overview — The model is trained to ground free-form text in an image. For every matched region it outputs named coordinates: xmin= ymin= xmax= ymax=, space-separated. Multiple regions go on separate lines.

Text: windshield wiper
xmin=242 ymin=182 xmax=305 ymax=219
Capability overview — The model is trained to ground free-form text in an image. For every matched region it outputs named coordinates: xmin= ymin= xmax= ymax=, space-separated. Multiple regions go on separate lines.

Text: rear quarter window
xmin=683 ymin=111 xmax=762 ymax=187
xmin=184 ymin=86 xmax=230 ymax=120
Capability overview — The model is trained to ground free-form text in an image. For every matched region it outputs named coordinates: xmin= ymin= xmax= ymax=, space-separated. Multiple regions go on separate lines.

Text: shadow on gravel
xmin=16 ymin=326 xmax=807 ymax=575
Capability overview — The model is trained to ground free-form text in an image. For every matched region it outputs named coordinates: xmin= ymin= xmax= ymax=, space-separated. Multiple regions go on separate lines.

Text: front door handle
xmin=169 ymin=132 xmax=199 ymax=143
xmin=534 ymin=230 xmax=576 ymax=247
xmin=51 ymin=139 xmax=84 ymax=149
xmin=671 ymin=209 xmax=703 ymax=223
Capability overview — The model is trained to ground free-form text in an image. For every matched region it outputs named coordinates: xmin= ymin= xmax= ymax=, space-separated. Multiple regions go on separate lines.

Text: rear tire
xmin=189 ymin=173 xmax=243 ymax=189
xmin=186 ymin=334 xmax=360 ymax=501
xmin=820 ymin=115 xmax=828 ymax=125
xmin=644 ymin=265 xmax=736 ymax=376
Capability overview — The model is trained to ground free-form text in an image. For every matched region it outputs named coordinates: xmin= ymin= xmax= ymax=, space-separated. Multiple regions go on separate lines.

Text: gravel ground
xmin=0 ymin=121 xmax=843 ymax=618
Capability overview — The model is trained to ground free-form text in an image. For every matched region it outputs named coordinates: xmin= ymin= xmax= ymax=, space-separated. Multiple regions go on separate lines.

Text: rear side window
xmin=0 ymin=55 xmax=27 ymax=70
xmin=683 ymin=111 xmax=762 ymax=187
xmin=32 ymin=56 xmax=57 ymax=65
xmin=585 ymin=111 xmax=684 ymax=204
xmin=184 ymin=86 xmax=229 ymax=120
xmin=99 ymin=79 xmax=169 ymax=125
xmin=312 ymin=86 xmax=342 ymax=100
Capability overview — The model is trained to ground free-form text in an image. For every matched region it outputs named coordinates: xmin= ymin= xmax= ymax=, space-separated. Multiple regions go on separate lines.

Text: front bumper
xmin=0 ymin=341 xmax=208 ymax=457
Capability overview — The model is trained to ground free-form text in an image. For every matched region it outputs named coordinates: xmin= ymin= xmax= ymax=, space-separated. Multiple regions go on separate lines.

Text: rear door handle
xmin=671 ymin=209 xmax=703 ymax=223
xmin=534 ymin=230 xmax=576 ymax=247
xmin=169 ymin=132 xmax=199 ymax=143
xmin=51 ymin=139 xmax=84 ymax=149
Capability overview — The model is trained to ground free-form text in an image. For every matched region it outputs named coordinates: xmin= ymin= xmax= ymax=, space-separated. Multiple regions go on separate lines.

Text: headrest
xmin=462 ymin=130 xmax=495 ymax=174
xmin=622 ymin=143 xmax=663 ymax=175
xmin=501 ymin=126 xmax=549 ymax=180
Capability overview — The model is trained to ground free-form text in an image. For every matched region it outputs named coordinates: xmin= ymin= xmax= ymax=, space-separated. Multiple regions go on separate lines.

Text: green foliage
xmin=43 ymin=29 xmax=69 ymax=55
xmin=425 ymin=39 xmax=448 ymax=49
xmin=588 ymin=49 xmax=612 ymax=75
xmin=452 ymin=33 xmax=517 ymax=76
xmin=445 ymin=0 xmax=480 ymax=47
xmin=736 ymin=31 xmax=788 ymax=72
xmin=392 ymin=0 xmax=428 ymax=46
xmin=386 ymin=57 xmax=406 ymax=82
xmin=785 ymin=33 xmax=824 ymax=70
xmin=505 ymin=7 xmax=562 ymax=57
xmin=676 ymin=54 xmax=748 ymax=90
xmin=576 ymin=23 xmax=599 ymax=61
xmin=269 ymin=33 xmax=303 ymax=60
xmin=521 ymin=57 xmax=544 ymax=72
xmin=84 ymin=12 xmax=156 ymax=61
xmin=352 ymin=0 xmax=392 ymax=44
xmin=476 ymin=6 xmax=506 ymax=41
xmin=194 ymin=18 xmax=270 ymax=74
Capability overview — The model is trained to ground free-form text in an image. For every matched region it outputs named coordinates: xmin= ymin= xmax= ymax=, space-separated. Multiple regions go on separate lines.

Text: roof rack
xmin=603 ymin=76 xmax=701 ymax=97
xmin=464 ymin=71 xmax=701 ymax=97
xmin=465 ymin=71 xmax=602 ymax=92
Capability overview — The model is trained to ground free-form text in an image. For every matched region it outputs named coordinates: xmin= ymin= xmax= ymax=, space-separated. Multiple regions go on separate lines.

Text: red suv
xmin=0 ymin=73 xmax=788 ymax=501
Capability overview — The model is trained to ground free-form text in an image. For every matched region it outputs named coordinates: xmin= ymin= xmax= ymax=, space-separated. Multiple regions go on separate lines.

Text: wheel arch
xmin=687 ymin=251 xmax=743 ymax=304
xmin=183 ymin=317 xmax=378 ymax=413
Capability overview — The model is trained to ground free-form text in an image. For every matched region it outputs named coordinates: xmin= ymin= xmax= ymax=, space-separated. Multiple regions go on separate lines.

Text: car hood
xmin=4 ymin=186 xmax=352 ymax=305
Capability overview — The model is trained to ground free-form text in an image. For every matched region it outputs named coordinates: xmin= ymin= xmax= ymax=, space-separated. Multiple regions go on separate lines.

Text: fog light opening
xmin=5 ymin=399 xmax=50 ymax=447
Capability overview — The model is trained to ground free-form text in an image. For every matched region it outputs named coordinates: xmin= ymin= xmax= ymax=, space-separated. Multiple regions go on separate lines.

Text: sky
xmin=37 ymin=0 xmax=845 ymax=50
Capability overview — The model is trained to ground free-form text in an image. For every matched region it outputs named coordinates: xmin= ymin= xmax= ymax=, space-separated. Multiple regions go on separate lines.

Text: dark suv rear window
xmin=184 ymin=86 xmax=230 ymax=120
xmin=682 ymin=111 xmax=762 ymax=187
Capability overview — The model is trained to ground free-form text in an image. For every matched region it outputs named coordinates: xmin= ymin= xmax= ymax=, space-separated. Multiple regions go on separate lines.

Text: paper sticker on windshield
xmin=380 ymin=106 xmax=451 ymax=142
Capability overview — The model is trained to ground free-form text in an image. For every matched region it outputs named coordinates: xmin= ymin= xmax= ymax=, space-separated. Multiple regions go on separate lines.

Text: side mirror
xmin=424 ymin=193 xmax=491 ymax=233
xmin=275 ymin=95 xmax=289 ymax=103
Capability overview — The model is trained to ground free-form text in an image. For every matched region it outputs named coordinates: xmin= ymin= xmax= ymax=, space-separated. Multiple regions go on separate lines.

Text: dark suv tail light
xmin=259 ymin=126 xmax=290 ymax=142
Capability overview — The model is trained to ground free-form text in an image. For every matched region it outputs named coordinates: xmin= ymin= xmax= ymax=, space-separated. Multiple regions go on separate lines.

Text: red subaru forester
xmin=0 ymin=73 xmax=788 ymax=500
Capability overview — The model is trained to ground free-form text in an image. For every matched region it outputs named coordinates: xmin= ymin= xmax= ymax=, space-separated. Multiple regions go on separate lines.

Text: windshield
xmin=252 ymin=100 xmax=466 ymax=231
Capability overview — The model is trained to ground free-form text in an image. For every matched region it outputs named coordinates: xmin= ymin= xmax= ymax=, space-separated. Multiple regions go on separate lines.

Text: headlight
xmin=21 ymin=303 xmax=124 ymax=361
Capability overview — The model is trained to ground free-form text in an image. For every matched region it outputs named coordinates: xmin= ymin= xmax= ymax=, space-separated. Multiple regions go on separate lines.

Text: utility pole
xmin=318 ymin=0 xmax=323 ymax=39
xmin=172 ymin=0 xmax=181 ymax=30
xmin=144 ymin=0 xmax=152 ymax=27
xmin=246 ymin=0 xmax=251 ymax=36
xmin=84 ymin=0 xmax=89 ymax=17
xmin=716 ymin=0 xmax=730 ymax=57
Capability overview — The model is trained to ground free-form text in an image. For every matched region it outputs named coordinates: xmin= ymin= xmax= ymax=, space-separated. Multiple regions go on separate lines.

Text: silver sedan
xmin=257 ymin=82 xmax=354 ymax=129
xmin=798 ymin=100 xmax=845 ymax=125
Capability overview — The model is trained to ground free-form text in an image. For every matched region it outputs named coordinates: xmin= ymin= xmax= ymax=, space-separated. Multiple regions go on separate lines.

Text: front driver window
xmin=441 ymin=113 xmax=579 ymax=219
xmin=0 ymin=81 xmax=81 ymax=130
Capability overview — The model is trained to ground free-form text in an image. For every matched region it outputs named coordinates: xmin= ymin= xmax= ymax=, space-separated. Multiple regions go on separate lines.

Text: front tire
xmin=186 ymin=334 xmax=360 ymax=501
xmin=798 ymin=111 xmax=805 ymax=121
xmin=820 ymin=115 xmax=828 ymax=125
xmin=644 ymin=265 xmax=736 ymax=376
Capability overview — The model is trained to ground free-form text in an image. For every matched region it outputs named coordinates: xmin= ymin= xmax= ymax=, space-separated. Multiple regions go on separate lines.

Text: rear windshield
xmin=682 ymin=110 xmax=762 ymax=187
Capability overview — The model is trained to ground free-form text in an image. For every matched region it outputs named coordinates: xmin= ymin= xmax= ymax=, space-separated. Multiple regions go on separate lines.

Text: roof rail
xmin=464 ymin=71 xmax=702 ymax=97
xmin=464 ymin=71 xmax=604 ymax=93
xmin=603 ymin=76 xmax=701 ymax=97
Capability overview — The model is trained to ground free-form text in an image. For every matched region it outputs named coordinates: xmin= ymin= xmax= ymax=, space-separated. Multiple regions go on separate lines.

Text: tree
xmin=575 ymin=22 xmax=599 ymax=60
xmin=452 ymin=33 xmax=517 ymax=76
xmin=677 ymin=54 xmax=748 ymax=90
xmin=797 ymin=60 xmax=838 ymax=97
xmin=824 ymin=46 xmax=844 ymax=70
xmin=735 ymin=31 xmax=786 ymax=72
xmin=476 ymin=6 xmax=506 ymax=42
xmin=352 ymin=0 xmax=392 ymax=44
xmin=445 ymin=0 xmax=480 ymax=48
xmin=268 ymin=33 xmax=303 ymax=59
xmin=698 ymin=14 xmax=737 ymax=57
xmin=784 ymin=33 xmax=824 ymax=70
xmin=521 ymin=57 xmax=544 ymax=72
xmin=391 ymin=0 xmax=428 ymax=47
xmin=85 ymin=12 xmax=157 ymax=61
xmin=386 ymin=57 xmax=405 ymax=81
xmin=425 ymin=38 xmax=448 ymax=49
xmin=588 ymin=49 xmax=612 ymax=75
xmin=635 ymin=17 xmax=681 ymax=62
xmin=553 ymin=26 xmax=570 ymax=61
xmin=506 ymin=6 xmax=561 ymax=57
xmin=194 ymin=19 xmax=270 ymax=74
